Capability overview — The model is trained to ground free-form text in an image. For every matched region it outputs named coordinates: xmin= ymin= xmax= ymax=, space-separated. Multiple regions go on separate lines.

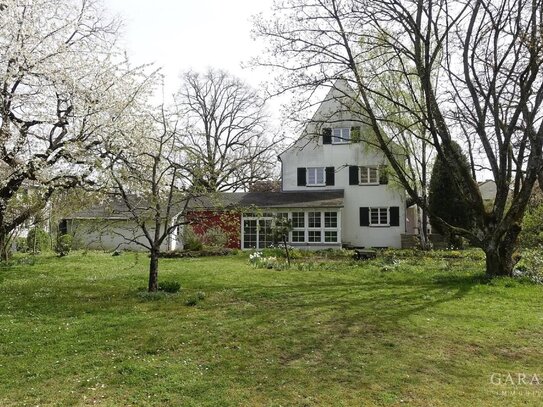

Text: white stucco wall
xmin=279 ymin=82 xmax=406 ymax=248
xmin=67 ymin=219 xmax=175 ymax=252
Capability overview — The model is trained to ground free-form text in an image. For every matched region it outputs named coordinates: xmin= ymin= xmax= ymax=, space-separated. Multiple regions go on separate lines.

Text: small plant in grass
xmin=249 ymin=251 xmax=262 ymax=265
xmin=184 ymin=291 xmax=206 ymax=306
xmin=158 ymin=281 xmax=181 ymax=293
xmin=249 ymin=251 xmax=286 ymax=269
xmin=185 ymin=297 xmax=198 ymax=306
xmin=296 ymin=262 xmax=315 ymax=271
xmin=262 ymin=245 xmax=302 ymax=259
xmin=54 ymin=234 xmax=73 ymax=257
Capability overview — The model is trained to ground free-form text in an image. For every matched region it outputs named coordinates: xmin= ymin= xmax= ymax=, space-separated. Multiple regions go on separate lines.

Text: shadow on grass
xmin=0 ymin=256 xmax=489 ymax=340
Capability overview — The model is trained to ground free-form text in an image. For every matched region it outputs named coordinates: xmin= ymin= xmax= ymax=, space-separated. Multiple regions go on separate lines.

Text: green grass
xmin=1 ymin=251 xmax=542 ymax=406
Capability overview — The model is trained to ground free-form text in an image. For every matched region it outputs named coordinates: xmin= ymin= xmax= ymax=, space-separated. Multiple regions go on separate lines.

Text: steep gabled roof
xmin=279 ymin=79 xmax=371 ymax=159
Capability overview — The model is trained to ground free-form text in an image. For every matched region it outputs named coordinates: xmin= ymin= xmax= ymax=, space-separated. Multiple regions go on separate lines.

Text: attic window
xmin=332 ymin=127 xmax=350 ymax=144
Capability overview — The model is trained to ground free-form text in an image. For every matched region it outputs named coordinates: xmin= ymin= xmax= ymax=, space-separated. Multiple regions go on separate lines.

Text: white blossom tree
xmin=104 ymin=104 xmax=190 ymax=292
xmin=0 ymin=0 xmax=154 ymax=259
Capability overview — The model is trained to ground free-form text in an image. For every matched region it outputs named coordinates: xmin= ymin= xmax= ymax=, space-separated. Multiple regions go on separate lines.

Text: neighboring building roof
xmin=187 ymin=190 xmax=345 ymax=210
xmin=64 ymin=197 xmax=146 ymax=220
xmin=64 ymin=190 xmax=345 ymax=220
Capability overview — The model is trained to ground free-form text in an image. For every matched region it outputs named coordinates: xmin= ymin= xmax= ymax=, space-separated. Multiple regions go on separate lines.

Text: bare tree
xmin=105 ymin=105 xmax=189 ymax=292
xmin=176 ymin=69 xmax=279 ymax=192
xmin=0 ymin=0 xmax=153 ymax=260
xmin=253 ymin=0 xmax=543 ymax=276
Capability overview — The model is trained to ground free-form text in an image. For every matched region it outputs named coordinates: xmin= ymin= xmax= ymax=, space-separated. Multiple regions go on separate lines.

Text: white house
xmin=184 ymin=81 xmax=407 ymax=250
xmin=63 ymin=81 xmax=409 ymax=251
xmin=276 ymin=82 xmax=406 ymax=248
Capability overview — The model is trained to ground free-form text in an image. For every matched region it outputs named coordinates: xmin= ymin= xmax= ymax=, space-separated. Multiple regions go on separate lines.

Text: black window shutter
xmin=297 ymin=168 xmax=307 ymax=186
xmin=379 ymin=165 xmax=389 ymax=184
xmin=351 ymin=126 xmax=361 ymax=143
xmin=349 ymin=166 xmax=359 ymax=185
xmin=360 ymin=207 xmax=369 ymax=226
xmin=389 ymin=206 xmax=400 ymax=226
xmin=325 ymin=167 xmax=335 ymax=186
xmin=322 ymin=128 xmax=332 ymax=144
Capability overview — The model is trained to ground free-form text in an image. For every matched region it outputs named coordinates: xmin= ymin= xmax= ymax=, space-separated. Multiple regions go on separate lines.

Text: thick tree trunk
xmin=484 ymin=225 xmax=521 ymax=277
xmin=148 ymin=250 xmax=159 ymax=292
xmin=485 ymin=249 xmax=514 ymax=277
xmin=0 ymin=231 xmax=9 ymax=262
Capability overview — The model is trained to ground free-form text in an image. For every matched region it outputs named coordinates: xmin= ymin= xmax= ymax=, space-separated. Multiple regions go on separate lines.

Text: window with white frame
xmin=242 ymin=211 xmax=340 ymax=248
xmin=332 ymin=127 xmax=350 ymax=144
xmin=307 ymin=211 xmax=322 ymax=242
xmin=324 ymin=211 xmax=337 ymax=228
xmin=308 ymin=211 xmax=321 ymax=228
xmin=243 ymin=219 xmax=257 ymax=249
xmin=359 ymin=166 xmax=379 ymax=184
xmin=291 ymin=211 xmax=305 ymax=242
xmin=292 ymin=212 xmax=305 ymax=228
xmin=324 ymin=211 xmax=338 ymax=242
xmin=369 ymin=207 xmax=389 ymax=226
xmin=243 ymin=213 xmax=274 ymax=249
xmin=306 ymin=167 xmax=325 ymax=186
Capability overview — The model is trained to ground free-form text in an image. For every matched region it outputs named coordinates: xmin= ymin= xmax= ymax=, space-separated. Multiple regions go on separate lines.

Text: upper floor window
xmin=332 ymin=128 xmax=350 ymax=144
xmin=298 ymin=167 xmax=335 ymax=187
xmin=306 ymin=167 xmax=325 ymax=186
xmin=349 ymin=165 xmax=388 ymax=185
xmin=359 ymin=166 xmax=379 ymax=184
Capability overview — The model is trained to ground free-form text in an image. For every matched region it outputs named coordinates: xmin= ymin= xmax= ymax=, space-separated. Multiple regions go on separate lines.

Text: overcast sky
xmin=107 ymin=0 xmax=274 ymax=98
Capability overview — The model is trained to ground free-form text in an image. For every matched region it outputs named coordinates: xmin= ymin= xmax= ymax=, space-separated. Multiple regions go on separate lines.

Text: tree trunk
xmin=420 ymin=143 xmax=430 ymax=250
xmin=485 ymin=250 xmax=514 ymax=277
xmin=484 ymin=225 xmax=521 ymax=277
xmin=0 ymin=230 xmax=9 ymax=262
xmin=420 ymin=204 xmax=430 ymax=250
xmin=148 ymin=249 xmax=159 ymax=292
xmin=283 ymin=235 xmax=290 ymax=266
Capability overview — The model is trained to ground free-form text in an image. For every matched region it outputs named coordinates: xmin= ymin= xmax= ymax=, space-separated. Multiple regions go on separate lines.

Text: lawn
xmin=1 ymin=251 xmax=542 ymax=406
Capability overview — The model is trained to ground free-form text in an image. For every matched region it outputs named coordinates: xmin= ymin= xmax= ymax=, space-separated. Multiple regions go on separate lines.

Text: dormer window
xmin=332 ymin=128 xmax=350 ymax=144
xmin=307 ymin=167 xmax=325 ymax=186
xmin=322 ymin=126 xmax=360 ymax=144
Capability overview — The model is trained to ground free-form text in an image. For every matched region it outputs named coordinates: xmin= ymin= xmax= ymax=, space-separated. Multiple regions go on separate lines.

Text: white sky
xmin=107 ymin=0 xmax=274 ymax=99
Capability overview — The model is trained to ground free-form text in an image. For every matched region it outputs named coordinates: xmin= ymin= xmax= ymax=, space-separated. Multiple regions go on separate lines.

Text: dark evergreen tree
xmin=429 ymin=142 xmax=475 ymax=248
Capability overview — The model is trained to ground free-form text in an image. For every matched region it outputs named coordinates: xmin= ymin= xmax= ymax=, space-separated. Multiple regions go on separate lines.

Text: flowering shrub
xmin=249 ymin=251 xmax=263 ymax=264
xmin=514 ymin=248 xmax=543 ymax=284
xmin=249 ymin=251 xmax=287 ymax=270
